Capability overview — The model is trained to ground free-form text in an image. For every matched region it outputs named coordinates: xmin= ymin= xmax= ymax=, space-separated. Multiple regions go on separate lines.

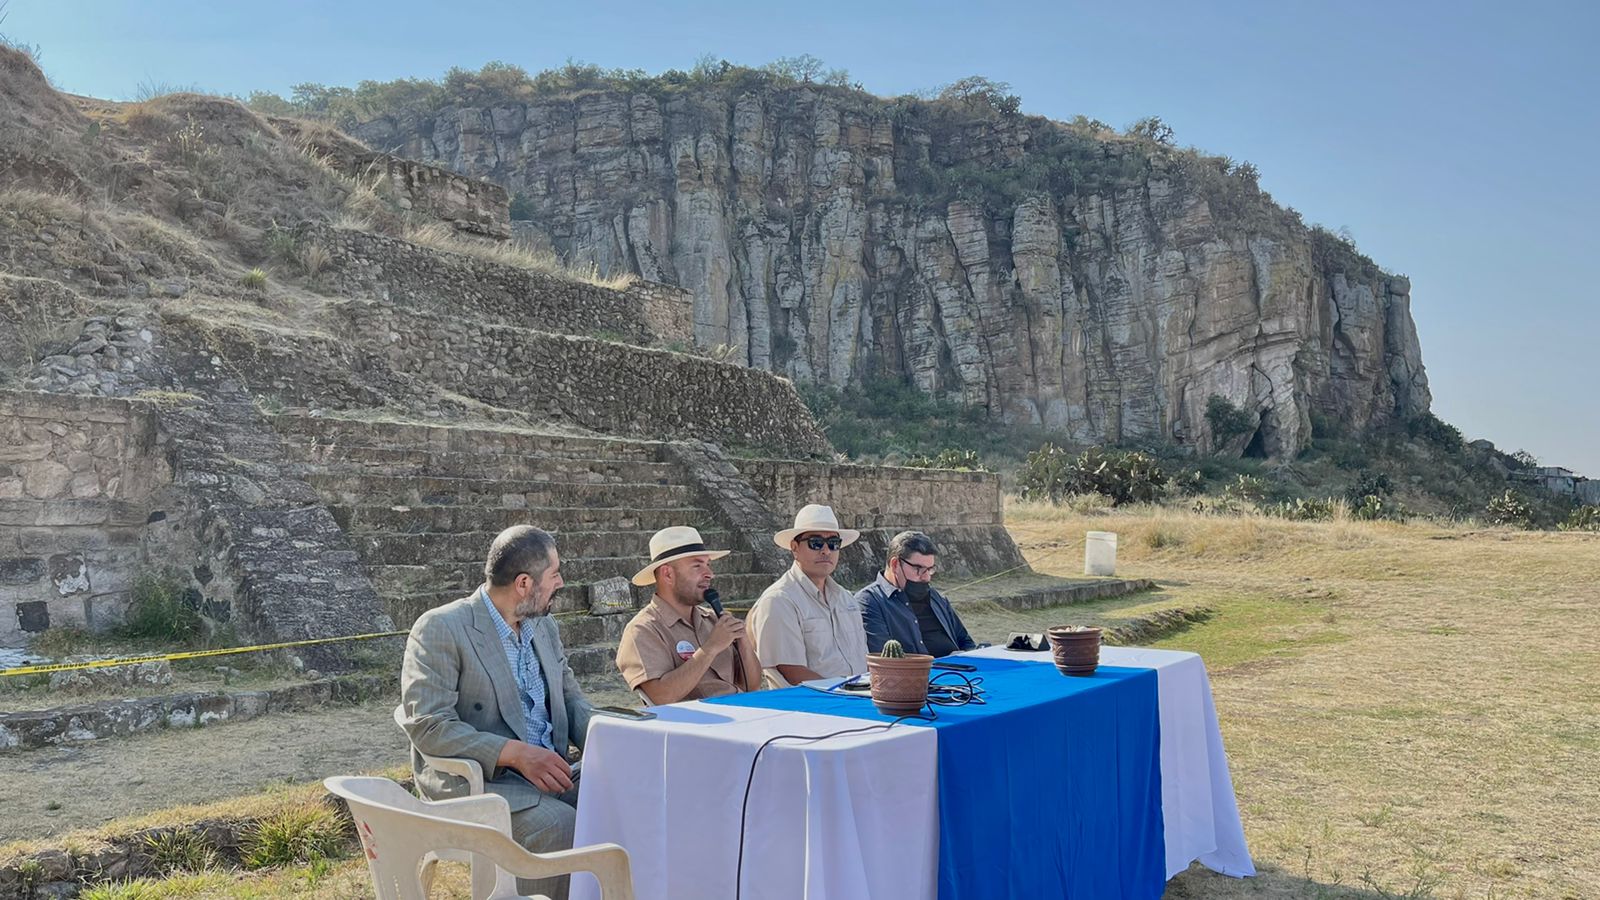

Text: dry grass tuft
xmin=0 ymin=187 xmax=88 ymax=222
xmin=402 ymin=221 xmax=637 ymax=290
xmin=297 ymin=242 xmax=331 ymax=279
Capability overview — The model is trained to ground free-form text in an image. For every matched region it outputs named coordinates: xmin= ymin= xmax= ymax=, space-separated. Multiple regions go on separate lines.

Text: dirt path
xmin=0 ymin=702 xmax=407 ymax=842
xmin=2 ymin=680 xmax=637 ymax=843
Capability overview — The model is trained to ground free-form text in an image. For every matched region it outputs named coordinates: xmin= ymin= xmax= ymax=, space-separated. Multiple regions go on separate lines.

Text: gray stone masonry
xmin=295 ymin=222 xmax=693 ymax=347
xmin=350 ymin=151 xmax=512 ymax=240
xmin=153 ymin=341 xmax=397 ymax=671
xmin=204 ymin=299 xmax=834 ymax=457
xmin=0 ymin=673 xmax=391 ymax=752
xmin=0 ymin=390 xmax=170 ymax=645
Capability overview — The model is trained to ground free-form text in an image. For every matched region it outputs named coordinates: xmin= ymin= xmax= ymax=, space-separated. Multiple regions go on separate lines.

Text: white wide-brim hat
xmin=773 ymin=503 xmax=861 ymax=549
xmin=632 ymin=526 xmax=731 ymax=586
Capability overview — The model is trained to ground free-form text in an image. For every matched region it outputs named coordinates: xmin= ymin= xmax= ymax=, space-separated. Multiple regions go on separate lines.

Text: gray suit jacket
xmin=399 ymin=592 xmax=594 ymax=812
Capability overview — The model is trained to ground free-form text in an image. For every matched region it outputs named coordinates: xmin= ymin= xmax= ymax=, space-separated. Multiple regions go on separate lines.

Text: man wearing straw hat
xmin=615 ymin=526 xmax=763 ymax=704
xmin=747 ymin=504 xmax=870 ymax=688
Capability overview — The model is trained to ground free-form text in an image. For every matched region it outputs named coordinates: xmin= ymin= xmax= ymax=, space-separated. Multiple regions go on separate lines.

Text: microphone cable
xmin=734 ymin=711 xmax=933 ymax=900
xmin=731 ymin=673 xmax=989 ymax=898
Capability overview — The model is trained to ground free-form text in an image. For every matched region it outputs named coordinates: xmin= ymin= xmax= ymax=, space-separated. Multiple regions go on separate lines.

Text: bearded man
xmin=398 ymin=525 xmax=594 ymax=900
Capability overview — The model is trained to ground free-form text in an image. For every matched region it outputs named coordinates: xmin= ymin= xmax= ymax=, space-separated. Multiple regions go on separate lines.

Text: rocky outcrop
xmin=352 ymin=86 xmax=1430 ymax=456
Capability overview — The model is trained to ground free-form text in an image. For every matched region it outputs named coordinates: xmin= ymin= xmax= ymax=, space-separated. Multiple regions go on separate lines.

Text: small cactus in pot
xmin=867 ymin=639 xmax=933 ymax=715
xmin=1046 ymin=625 xmax=1102 ymax=676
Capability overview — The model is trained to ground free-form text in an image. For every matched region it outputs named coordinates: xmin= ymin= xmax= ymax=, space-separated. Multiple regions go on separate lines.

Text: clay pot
xmin=1047 ymin=626 xmax=1102 ymax=676
xmin=866 ymin=652 xmax=935 ymax=715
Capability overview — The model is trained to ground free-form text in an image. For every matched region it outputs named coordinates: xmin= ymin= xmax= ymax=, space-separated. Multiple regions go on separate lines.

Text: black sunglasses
xmin=803 ymin=536 xmax=843 ymax=552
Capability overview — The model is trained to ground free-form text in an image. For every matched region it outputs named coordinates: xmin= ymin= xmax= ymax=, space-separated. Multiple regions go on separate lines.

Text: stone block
xmin=22 ymin=460 xmax=71 ymax=499
xmin=232 ymin=690 xmax=270 ymax=720
xmin=0 ymin=556 xmax=45 ymax=585
xmin=50 ymin=660 xmax=171 ymax=692
xmin=17 ymin=600 xmax=48 ymax=632
xmin=269 ymin=680 xmax=334 ymax=711
xmin=49 ymin=550 xmax=91 ymax=595
xmin=196 ymin=693 xmax=234 ymax=725
xmin=587 ymin=576 xmax=635 ymax=616
xmin=97 ymin=698 xmax=168 ymax=737
xmin=165 ymin=693 xmax=204 ymax=728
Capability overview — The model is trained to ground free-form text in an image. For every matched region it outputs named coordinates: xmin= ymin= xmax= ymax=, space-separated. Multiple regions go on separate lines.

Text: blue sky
xmin=9 ymin=0 xmax=1597 ymax=475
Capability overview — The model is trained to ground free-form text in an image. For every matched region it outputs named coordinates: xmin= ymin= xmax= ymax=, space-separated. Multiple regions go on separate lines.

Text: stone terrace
xmin=270 ymin=415 xmax=780 ymax=687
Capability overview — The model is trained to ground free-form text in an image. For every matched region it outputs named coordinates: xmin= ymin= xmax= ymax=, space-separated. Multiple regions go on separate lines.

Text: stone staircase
xmin=270 ymin=414 xmax=776 ymax=690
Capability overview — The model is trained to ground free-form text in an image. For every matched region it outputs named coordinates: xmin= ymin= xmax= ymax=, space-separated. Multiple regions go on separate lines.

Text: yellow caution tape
xmin=2 ymin=540 xmax=1089 ymax=678
xmin=0 ymin=630 xmax=408 ymax=678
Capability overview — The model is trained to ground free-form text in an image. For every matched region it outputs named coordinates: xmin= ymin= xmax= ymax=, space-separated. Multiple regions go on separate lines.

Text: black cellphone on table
xmin=594 ymin=705 xmax=657 ymax=721
xmin=931 ymin=660 xmax=977 ymax=672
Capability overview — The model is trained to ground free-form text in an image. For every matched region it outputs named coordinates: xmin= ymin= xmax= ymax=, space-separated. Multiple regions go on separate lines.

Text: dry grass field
xmin=9 ymin=505 xmax=1597 ymax=899
xmin=1006 ymin=502 xmax=1600 ymax=899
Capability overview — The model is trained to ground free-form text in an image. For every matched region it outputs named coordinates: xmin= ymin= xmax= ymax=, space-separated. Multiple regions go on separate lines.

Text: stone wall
xmin=0 ymin=391 xmax=172 ymax=645
xmin=200 ymin=300 xmax=834 ymax=457
xmin=149 ymin=348 xmax=397 ymax=671
xmin=630 ymin=280 xmax=696 ymax=350
xmin=296 ymin=223 xmax=692 ymax=346
xmin=734 ymin=459 xmax=1024 ymax=582
xmin=736 ymin=460 xmax=1004 ymax=527
xmin=351 ymin=152 xmax=511 ymax=240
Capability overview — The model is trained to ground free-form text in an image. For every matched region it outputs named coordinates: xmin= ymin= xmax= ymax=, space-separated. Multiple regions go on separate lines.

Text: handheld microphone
xmin=703 ymin=586 xmax=747 ymax=687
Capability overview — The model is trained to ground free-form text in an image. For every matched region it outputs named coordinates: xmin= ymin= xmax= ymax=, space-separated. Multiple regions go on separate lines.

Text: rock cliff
xmin=350 ymin=84 xmax=1430 ymax=456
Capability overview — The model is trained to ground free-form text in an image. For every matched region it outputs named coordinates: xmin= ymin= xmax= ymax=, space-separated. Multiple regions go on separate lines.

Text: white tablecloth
xmin=571 ymin=702 xmax=937 ymax=900
xmin=572 ymin=647 xmax=1252 ymax=900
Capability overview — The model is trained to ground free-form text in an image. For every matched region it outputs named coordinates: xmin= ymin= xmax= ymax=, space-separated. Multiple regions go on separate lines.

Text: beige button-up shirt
xmin=748 ymin=562 xmax=869 ymax=688
xmin=615 ymin=595 xmax=741 ymax=700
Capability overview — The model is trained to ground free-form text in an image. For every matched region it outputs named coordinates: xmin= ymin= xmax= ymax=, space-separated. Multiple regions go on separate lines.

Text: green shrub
xmin=240 ymin=267 xmax=268 ymax=290
xmin=1484 ymin=490 xmax=1534 ymax=528
xmin=508 ymin=192 xmax=536 ymax=221
xmin=1560 ymin=505 xmax=1600 ymax=532
xmin=143 ymin=828 xmax=218 ymax=874
xmin=1405 ymin=412 xmax=1464 ymax=453
xmin=263 ymin=225 xmax=298 ymax=262
xmin=119 ymin=572 xmax=201 ymax=642
xmin=1222 ymin=474 xmax=1267 ymax=504
xmin=799 ymin=376 xmax=1050 ymax=466
xmin=1275 ymin=497 xmax=1337 ymax=521
xmin=1344 ymin=469 xmax=1393 ymax=504
xmin=241 ymin=806 xmax=350 ymax=869
xmin=1351 ymin=494 xmax=1407 ymax=522
xmin=1017 ymin=445 xmax=1167 ymax=506
xmin=903 ymin=448 xmax=988 ymax=471
xmin=1204 ymin=395 xmax=1255 ymax=447
xmin=1190 ymin=496 xmax=1248 ymax=516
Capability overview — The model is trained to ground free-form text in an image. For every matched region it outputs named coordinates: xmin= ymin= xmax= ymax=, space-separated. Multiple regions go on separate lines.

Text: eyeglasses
xmin=898 ymin=558 xmax=937 ymax=577
xmin=803 ymin=536 xmax=843 ymax=552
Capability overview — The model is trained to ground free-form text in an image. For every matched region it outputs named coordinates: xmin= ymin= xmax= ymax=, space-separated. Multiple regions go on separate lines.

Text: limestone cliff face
xmin=351 ymin=87 xmax=1430 ymax=456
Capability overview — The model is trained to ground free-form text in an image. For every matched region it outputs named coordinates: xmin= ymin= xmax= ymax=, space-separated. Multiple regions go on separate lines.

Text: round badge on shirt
xmin=675 ymin=640 xmax=696 ymax=661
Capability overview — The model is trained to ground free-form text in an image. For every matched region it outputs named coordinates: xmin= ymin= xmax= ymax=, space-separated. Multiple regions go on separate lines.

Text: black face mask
xmin=902 ymin=579 xmax=931 ymax=603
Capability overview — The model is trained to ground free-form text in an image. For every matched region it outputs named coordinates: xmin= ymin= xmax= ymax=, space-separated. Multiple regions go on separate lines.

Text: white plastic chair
xmin=393 ymin=703 xmax=489 ymax=896
xmin=326 ymin=775 xmax=635 ymax=900
xmin=394 ymin=703 xmax=485 ymax=794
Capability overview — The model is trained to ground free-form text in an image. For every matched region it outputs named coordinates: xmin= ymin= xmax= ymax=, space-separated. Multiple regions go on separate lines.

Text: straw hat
xmin=632 ymin=526 xmax=731 ymax=586
xmin=773 ymin=503 xmax=861 ymax=549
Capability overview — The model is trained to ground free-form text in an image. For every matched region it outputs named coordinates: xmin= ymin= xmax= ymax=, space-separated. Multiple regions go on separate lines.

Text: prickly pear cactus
xmin=880 ymin=639 xmax=905 ymax=659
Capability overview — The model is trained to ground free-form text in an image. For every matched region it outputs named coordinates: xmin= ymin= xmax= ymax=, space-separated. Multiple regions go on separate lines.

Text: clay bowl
xmin=866 ymin=652 xmax=935 ymax=716
xmin=1046 ymin=625 xmax=1102 ymax=676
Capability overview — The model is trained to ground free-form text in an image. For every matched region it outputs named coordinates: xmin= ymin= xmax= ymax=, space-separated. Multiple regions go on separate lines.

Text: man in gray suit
xmin=399 ymin=525 xmax=594 ymax=900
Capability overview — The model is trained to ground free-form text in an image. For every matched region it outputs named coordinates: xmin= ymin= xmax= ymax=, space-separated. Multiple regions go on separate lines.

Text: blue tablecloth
xmin=704 ymin=655 xmax=1165 ymax=899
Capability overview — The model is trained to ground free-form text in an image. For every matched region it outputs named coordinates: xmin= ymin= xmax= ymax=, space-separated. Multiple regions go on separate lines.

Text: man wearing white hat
xmin=747 ymin=504 xmax=870 ymax=688
xmin=615 ymin=526 xmax=763 ymax=704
